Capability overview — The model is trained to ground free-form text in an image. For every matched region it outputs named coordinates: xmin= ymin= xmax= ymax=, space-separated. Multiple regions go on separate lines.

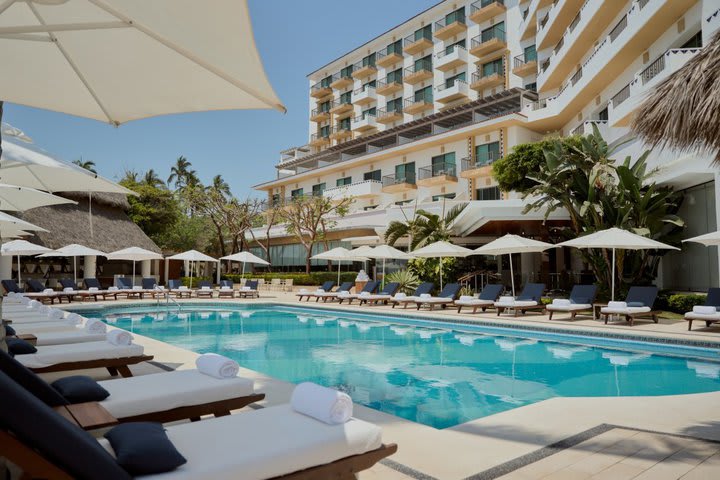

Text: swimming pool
xmin=84 ymin=304 xmax=720 ymax=429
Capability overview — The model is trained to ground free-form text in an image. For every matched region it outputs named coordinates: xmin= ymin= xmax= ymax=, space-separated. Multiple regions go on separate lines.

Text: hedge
xmin=221 ymin=272 xmax=359 ymax=286
xmin=180 ymin=276 xmax=212 ymax=288
xmin=655 ymin=290 xmax=707 ymax=314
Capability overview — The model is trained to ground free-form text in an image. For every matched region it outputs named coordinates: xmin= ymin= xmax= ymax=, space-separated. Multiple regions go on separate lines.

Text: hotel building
xmin=252 ymin=0 xmax=720 ymax=290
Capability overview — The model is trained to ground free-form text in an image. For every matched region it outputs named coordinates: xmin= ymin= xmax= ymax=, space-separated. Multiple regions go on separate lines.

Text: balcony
xmin=470 ymin=70 xmax=504 ymax=91
xmin=310 ymin=82 xmax=332 ymax=99
xmin=328 ymin=98 xmax=353 ymax=116
xmin=330 ymin=72 xmax=353 ymax=90
xmin=309 ymin=132 xmax=330 ymax=147
xmin=309 ymin=107 xmax=330 ymax=123
xmin=376 ymin=79 xmax=403 ymax=96
xmin=377 ymin=50 xmax=403 ymax=68
xmin=536 ymin=0 xmax=586 ymax=50
xmin=460 ymin=153 xmax=499 ymax=178
xmin=469 ymin=0 xmax=506 ymax=25
xmin=329 ymin=125 xmax=353 ymax=141
xmin=469 ymin=29 xmax=506 ymax=59
xmin=352 ymin=60 xmax=377 ymax=80
xmin=376 ymin=107 xmax=404 ymax=124
xmin=324 ymin=180 xmax=383 ymax=202
xmin=417 ymin=162 xmax=458 ymax=187
xmin=570 ymin=119 xmax=609 ymax=138
xmin=433 ymin=17 xmax=467 ymax=41
xmin=436 ymin=45 xmax=470 ymax=72
xmin=403 ymin=33 xmax=433 ymax=55
xmin=404 ymin=62 xmax=433 ymax=85
xmin=435 ymin=80 xmax=471 ymax=104
xmin=382 ymin=173 xmax=417 ymax=193
xmin=353 ymin=86 xmax=377 ymax=105
xmin=512 ymin=55 xmax=537 ymax=77
xmin=403 ymin=96 xmax=433 ymax=115
xmin=351 ymin=113 xmax=378 ymax=133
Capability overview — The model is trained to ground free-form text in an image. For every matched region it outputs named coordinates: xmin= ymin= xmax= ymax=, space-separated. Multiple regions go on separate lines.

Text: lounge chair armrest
xmin=57 ymin=402 xmax=119 ymax=431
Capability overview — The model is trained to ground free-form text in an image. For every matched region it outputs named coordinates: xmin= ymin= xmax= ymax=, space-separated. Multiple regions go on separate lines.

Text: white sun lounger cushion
xmin=33 ymin=330 xmax=108 ymax=346
xmin=495 ymin=300 xmax=538 ymax=308
xmin=15 ymin=341 xmax=144 ymax=368
xmin=417 ymin=297 xmax=453 ymax=304
xmin=692 ymin=305 xmax=717 ymax=315
xmin=455 ymin=298 xmax=493 ymax=306
xmin=98 ymin=369 xmax=254 ymax=420
xmin=359 ymin=294 xmax=391 ymax=301
xmin=393 ymin=295 xmax=417 ymax=302
xmin=11 ymin=322 xmax=79 ymax=334
xmin=546 ymin=303 xmax=592 ymax=312
xmin=685 ymin=311 xmax=720 ymax=321
xmin=601 ymin=306 xmax=651 ymax=315
xmin=98 ymin=404 xmax=382 ymax=480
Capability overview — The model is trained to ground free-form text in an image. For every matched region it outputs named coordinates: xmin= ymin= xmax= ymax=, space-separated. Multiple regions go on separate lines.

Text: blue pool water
xmin=85 ymin=305 xmax=720 ymax=429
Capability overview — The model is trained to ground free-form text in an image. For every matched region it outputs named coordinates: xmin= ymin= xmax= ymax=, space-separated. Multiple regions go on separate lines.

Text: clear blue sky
xmin=3 ymin=0 xmax=439 ymax=197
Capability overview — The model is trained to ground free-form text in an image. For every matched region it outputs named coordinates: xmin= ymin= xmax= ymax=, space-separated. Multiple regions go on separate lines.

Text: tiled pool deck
xmin=57 ymin=291 xmax=720 ymax=479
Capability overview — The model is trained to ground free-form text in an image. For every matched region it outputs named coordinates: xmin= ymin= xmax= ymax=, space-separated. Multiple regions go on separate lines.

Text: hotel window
xmin=364 ymin=169 xmax=382 ymax=181
xmin=362 ymin=52 xmax=376 ymax=67
xmin=320 ymin=75 xmax=332 ymax=88
xmin=340 ymin=91 xmax=352 ymax=104
xmin=414 ymin=55 xmax=432 ymax=72
xmin=481 ymin=57 xmax=504 ymax=77
xmin=444 ymin=7 xmax=465 ymax=25
xmin=475 ymin=141 xmax=500 ymax=165
xmin=597 ymin=106 xmax=609 ymax=121
xmin=476 ymin=186 xmax=501 ymax=201
xmin=312 ymin=183 xmax=326 ymax=196
xmin=681 ymin=31 xmax=702 ymax=49
xmin=414 ymin=24 xmax=432 ymax=42
xmin=524 ymin=45 xmax=537 ymax=62
xmin=362 ymin=79 xmax=376 ymax=91
xmin=290 ymin=188 xmax=304 ymax=198
xmin=432 ymin=193 xmax=456 ymax=201
xmin=340 ymin=65 xmax=354 ymax=78
xmin=319 ymin=100 xmax=331 ymax=113
xmin=481 ymin=21 xmax=505 ymax=42
xmin=361 ymin=107 xmax=377 ymax=119
xmin=386 ymin=97 xmax=403 ymax=112
xmin=431 ymin=152 xmax=456 ymax=175
xmin=445 ymin=39 xmax=466 ymax=54
xmin=387 ymin=39 xmax=402 ymax=55
xmin=387 ymin=68 xmax=403 ymax=84
xmin=445 ymin=72 xmax=466 ymax=88
xmin=395 ymin=162 xmax=416 ymax=183
xmin=395 ymin=199 xmax=414 ymax=206
xmin=414 ymin=85 xmax=433 ymax=103
xmin=338 ymin=117 xmax=351 ymax=130
xmin=336 ymin=176 xmax=352 ymax=187
xmin=319 ymin=125 xmax=330 ymax=138
xmin=524 ymin=82 xmax=537 ymax=92
xmin=271 ymin=193 xmax=280 ymax=206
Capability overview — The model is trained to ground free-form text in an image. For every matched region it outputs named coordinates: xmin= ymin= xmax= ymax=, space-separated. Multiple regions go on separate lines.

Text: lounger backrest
xmin=518 ymin=283 xmax=545 ymax=302
xmin=142 ymin=278 xmax=157 ymax=289
xmin=26 ymin=279 xmax=45 ymax=292
xmin=362 ymin=281 xmax=380 ymax=293
xmin=337 ymin=281 xmax=354 ymax=292
xmin=320 ymin=281 xmax=336 ymax=292
xmin=84 ymin=278 xmax=101 ymax=289
xmin=1 ymin=279 xmax=21 ymax=293
xmin=569 ymin=284 xmax=597 ymax=305
xmin=414 ymin=282 xmax=435 ymax=296
xmin=117 ymin=277 xmax=132 ymax=289
xmin=59 ymin=278 xmax=75 ymax=289
xmin=246 ymin=280 xmax=259 ymax=289
xmin=380 ymin=282 xmax=400 ymax=295
xmin=168 ymin=279 xmax=182 ymax=289
xmin=0 ymin=370 xmax=132 ymax=480
xmin=705 ymin=288 xmax=720 ymax=308
xmin=479 ymin=284 xmax=504 ymax=301
xmin=220 ymin=279 xmax=233 ymax=288
xmin=0 ymin=349 xmax=68 ymax=407
xmin=438 ymin=283 xmax=461 ymax=299
xmin=198 ymin=280 xmax=212 ymax=289
xmin=625 ymin=286 xmax=658 ymax=307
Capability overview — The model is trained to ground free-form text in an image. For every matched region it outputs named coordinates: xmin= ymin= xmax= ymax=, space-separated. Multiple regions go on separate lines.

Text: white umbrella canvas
xmin=684 ymin=231 xmax=720 ymax=246
xmin=366 ymin=245 xmax=410 ymax=287
xmin=0 ymin=211 xmax=47 ymax=239
xmin=106 ymin=247 xmax=163 ymax=286
xmin=410 ymin=241 xmax=472 ymax=289
xmin=38 ymin=244 xmax=106 ymax=286
xmin=0 ymin=239 xmax=51 ymax=284
xmin=0 ymin=184 xmax=76 ymax=211
xmin=311 ymin=247 xmax=368 ymax=285
xmin=472 ymin=234 xmax=554 ymax=296
xmin=167 ymin=250 xmax=219 ymax=288
xmin=220 ymin=251 xmax=270 ymax=280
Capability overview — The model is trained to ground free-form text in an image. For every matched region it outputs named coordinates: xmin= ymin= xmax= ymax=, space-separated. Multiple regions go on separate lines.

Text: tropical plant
xmin=406 ymin=257 xmax=458 ymax=287
xmin=385 ymin=269 xmax=421 ymax=295
xmin=385 ymin=203 xmax=466 ymax=250
xmin=208 ymin=174 xmax=231 ymax=198
xmin=143 ymin=169 xmax=165 ymax=188
xmin=73 ymin=158 xmax=96 ymax=173
xmin=167 ymin=156 xmax=199 ymax=191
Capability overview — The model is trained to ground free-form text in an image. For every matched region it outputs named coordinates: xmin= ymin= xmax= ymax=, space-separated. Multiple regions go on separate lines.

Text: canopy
xmin=107 ymin=247 xmax=163 ymax=285
xmin=0 ymin=0 xmax=285 ymax=125
xmin=365 ymin=244 xmax=409 ymax=287
xmin=0 ymin=211 xmax=47 ymax=234
xmin=167 ymin=250 xmax=219 ymax=262
xmin=683 ymin=231 xmax=720 ymax=247
xmin=0 ymin=183 xmax=76 ymax=211
xmin=1 ymin=239 xmax=51 ymax=284
xmin=410 ymin=241 xmax=472 ymax=289
xmin=38 ymin=243 xmax=106 ymax=285
xmin=311 ymin=247 xmax=368 ymax=285
xmin=350 ymin=245 xmax=376 ymax=257
xmin=220 ymin=251 xmax=269 ymax=265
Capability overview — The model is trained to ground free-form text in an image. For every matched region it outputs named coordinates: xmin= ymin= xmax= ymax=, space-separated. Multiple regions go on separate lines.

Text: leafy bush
xmin=458 ymin=285 xmax=475 ymax=297
xmin=385 ymin=269 xmax=421 ymax=295
xmin=180 ymin=276 xmax=211 ymax=288
xmin=666 ymin=294 xmax=706 ymax=313
xmin=407 ymin=257 xmax=458 ymax=287
xmin=221 ymin=272 xmax=358 ymax=286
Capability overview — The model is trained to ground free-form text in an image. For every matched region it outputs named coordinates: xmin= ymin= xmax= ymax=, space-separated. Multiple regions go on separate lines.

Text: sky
xmin=3 ymin=0 xmax=440 ymax=198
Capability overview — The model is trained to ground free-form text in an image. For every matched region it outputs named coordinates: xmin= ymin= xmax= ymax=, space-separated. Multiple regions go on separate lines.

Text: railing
xmin=353 ymin=85 xmax=376 ymax=96
xmin=461 ymin=152 xmax=500 ymax=170
xmin=611 ymin=84 xmax=631 ymax=108
xmin=569 ymin=67 xmax=582 ymax=86
xmin=609 ymin=14 xmax=627 ymax=42
xmin=568 ymin=11 xmax=581 ymax=32
xmin=376 ymin=79 xmax=402 ymax=92
xmin=553 ymin=36 xmax=564 ymax=55
xmin=377 ymin=106 xmax=403 ymax=119
xmin=513 ymin=54 xmax=535 ymax=69
xmin=310 ymin=132 xmax=329 ymax=142
xmin=323 ymin=179 xmax=382 ymax=197
xmin=382 ymin=172 xmax=416 ymax=187
xmin=638 ymin=0 xmax=650 ymax=10
xmin=331 ymin=71 xmax=353 ymax=84
xmin=419 ymin=162 xmax=456 ymax=180
xmin=331 ymin=125 xmax=352 ymax=135
xmin=471 ymin=69 xmax=503 ymax=84
xmin=353 ymin=58 xmax=376 ymax=71
xmin=571 ymin=124 xmax=584 ymax=136
xmin=311 ymin=106 xmax=330 ymax=117
xmin=404 ymin=95 xmax=433 ymax=108
xmin=437 ymin=78 xmax=468 ymax=92
xmin=436 ymin=43 xmax=466 ymax=59
xmin=405 ymin=60 xmax=432 ymax=77
xmin=539 ymin=13 xmax=549 ymax=29
xmin=434 ymin=15 xmax=465 ymax=32
xmin=404 ymin=31 xmax=432 ymax=47
xmin=540 ymin=58 xmax=550 ymax=72
xmin=352 ymin=113 xmax=376 ymax=122
xmin=640 ymin=54 xmax=665 ymax=85
xmin=311 ymin=81 xmax=331 ymax=94
xmin=330 ymin=98 xmax=352 ymax=109
xmin=472 ymin=28 xmax=506 ymax=47
xmin=471 ymin=0 xmax=505 ymax=14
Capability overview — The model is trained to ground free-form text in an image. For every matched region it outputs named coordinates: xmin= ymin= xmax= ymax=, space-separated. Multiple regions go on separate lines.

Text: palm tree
xmin=207 ymin=174 xmax=231 ymax=197
xmin=143 ymin=169 xmax=164 ymax=188
xmin=385 ymin=203 xmax=466 ymax=250
xmin=167 ymin=156 xmax=195 ymax=190
xmin=119 ymin=169 xmax=139 ymax=185
xmin=73 ymin=159 xmax=96 ymax=173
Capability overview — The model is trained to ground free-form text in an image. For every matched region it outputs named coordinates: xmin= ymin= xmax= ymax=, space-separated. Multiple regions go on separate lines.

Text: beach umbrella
xmin=410 ymin=241 xmax=472 ymax=290
xmin=0 ymin=183 xmax=75 ymax=211
xmin=220 ymin=251 xmax=270 ymax=280
xmin=0 ymin=239 xmax=51 ymax=284
xmin=311 ymin=247 xmax=369 ymax=285
xmin=1 ymin=122 xmax=32 ymax=143
xmin=38 ymin=243 xmax=106 ymax=286
xmin=106 ymin=247 xmax=163 ymax=286
xmin=351 ymin=245 xmax=375 ymax=277
xmin=167 ymin=250 xmax=219 ymax=288
xmin=556 ymin=227 xmax=678 ymax=301
xmin=0 ymin=211 xmax=47 ymax=240
xmin=683 ymin=231 xmax=720 ymax=247
xmin=365 ymin=245 xmax=410 ymax=287
xmin=472 ymin=234 xmax=554 ymax=297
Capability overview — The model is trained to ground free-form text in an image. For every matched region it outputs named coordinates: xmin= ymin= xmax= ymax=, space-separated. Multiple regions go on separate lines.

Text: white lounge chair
xmin=494 ymin=283 xmax=546 ymax=316
xmin=546 ymin=285 xmax=598 ymax=320
xmin=454 ymin=284 xmax=504 ymax=313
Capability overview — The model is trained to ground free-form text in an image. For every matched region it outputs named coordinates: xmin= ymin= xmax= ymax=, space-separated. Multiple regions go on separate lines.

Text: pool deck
xmin=55 ymin=291 xmax=720 ymax=479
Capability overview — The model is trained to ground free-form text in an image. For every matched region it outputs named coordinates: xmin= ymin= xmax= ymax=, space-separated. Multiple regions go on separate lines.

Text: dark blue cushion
xmin=627 ymin=302 xmax=645 ymax=307
xmin=6 ymin=338 xmax=37 ymax=355
xmin=4 ymin=324 xmax=15 ymax=336
xmin=0 ymin=350 xmax=68 ymax=407
xmin=104 ymin=422 xmax=187 ymax=475
xmin=52 ymin=376 xmax=110 ymax=403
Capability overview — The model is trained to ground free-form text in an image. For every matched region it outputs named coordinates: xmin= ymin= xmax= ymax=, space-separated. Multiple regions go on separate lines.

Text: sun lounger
xmin=1 ymin=279 xmax=24 ymax=294
xmin=357 ymin=282 xmax=400 ymax=305
xmin=685 ymin=288 xmax=720 ymax=330
xmin=217 ymin=280 xmax=235 ymax=298
xmin=296 ymin=281 xmax=335 ymax=301
xmin=546 ymin=285 xmax=598 ymax=320
xmin=600 ymin=286 xmax=659 ymax=326
xmin=169 ymin=279 xmax=193 ymax=299
xmin=83 ymin=278 xmax=117 ymax=300
xmin=495 ymin=283 xmax=546 ymax=316
xmin=25 ymin=279 xmax=66 ymax=304
xmin=390 ymin=282 xmax=435 ymax=308
xmin=315 ymin=282 xmax=354 ymax=302
xmin=14 ymin=340 xmax=153 ymax=378
xmin=237 ymin=280 xmax=260 ymax=298
xmin=194 ymin=280 xmax=214 ymax=298
xmin=455 ymin=284 xmax=504 ymax=313
xmin=414 ymin=283 xmax=461 ymax=310
xmin=337 ymin=281 xmax=380 ymax=304
xmin=0 ymin=373 xmax=396 ymax=480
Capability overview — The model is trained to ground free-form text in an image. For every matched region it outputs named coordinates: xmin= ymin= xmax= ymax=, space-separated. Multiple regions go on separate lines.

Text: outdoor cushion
xmin=546 ymin=303 xmax=592 ymax=311
xmin=495 ymin=299 xmax=538 ymax=308
xmin=34 ymin=330 xmax=108 ymax=346
xmin=685 ymin=311 xmax=720 ymax=321
xmin=7 ymin=337 xmax=37 ymax=355
xmin=601 ymin=305 xmax=651 ymax=315
xmin=52 ymin=376 xmax=110 ymax=403
xmin=455 ymin=298 xmax=493 ymax=305
xmin=0 ymin=350 xmax=68 ymax=407
xmin=105 ymin=422 xmax=187 ymax=475
xmin=15 ymin=341 xmax=144 ymax=369
xmin=4 ymin=325 xmax=15 ymax=336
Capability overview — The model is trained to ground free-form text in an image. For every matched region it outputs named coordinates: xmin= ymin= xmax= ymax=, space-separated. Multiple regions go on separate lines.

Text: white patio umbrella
xmin=410 ymin=241 xmax=473 ymax=290
xmin=38 ymin=243 xmax=106 ymax=286
xmin=472 ymin=234 xmax=554 ymax=297
xmin=0 ymin=183 xmax=76 ymax=211
xmin=167 ymin=250 xmax=219 ymax=288
xmin=556 ymin=227 xmax=678 ymax=301
xmin=1 ymin=122 xmax=32 ymax=143
xmin=366 ymin=245 xmax=410 ymax=287
xmin=351 ymin=245 xmax=375 ymax=277
xmin=683 ymin=231 xmax=720 ymax=246
xmin=220 ymin=251 xmax=270 ymax=280
xmin=311 ymin=247 xmax=369 ymax=285
xmin=0 ymin=211 xmax=47 ymax=240
xmin=106 ymin=247 xmax=163 ymax=286
xmin=1 ymin=239 xmax=51 ymax=284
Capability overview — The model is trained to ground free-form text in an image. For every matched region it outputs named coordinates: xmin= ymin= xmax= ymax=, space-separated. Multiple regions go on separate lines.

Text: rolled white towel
xmin=88 ymin=287 xmax=99 ymax=292
xmin=107 ymin=329 xmax=133 ymax=346
xmin=195 ymin=353 xmax=239 ymax=379
xmin=458 ymin=295 xmax=475 ymax=302
xmin=47 ymin=309 xmax=64 ymax=320
xmin=178 ymin=286 xmax=189 ymax=291
xmin=394 ymin=292 xmax=407 ymax=300
xmin=38 ymin=305 xmax=50 ymax=314
xmin=63 ymin=287 xmax=75 ymax=293
xmin=201 ymin=286 xmax=211 ymax=291
xmin=359 ymin=291 xmax=370 ymax=296
xmin=64 ymin=313 xmax=83 ymax=326
xmin=498 ymin=296 xmax=515 ymax=303
xmin=108 ymin=286 xmax=119 ymax=292
xmin=693 ymin=305 xmax=717 ymax=315
xmin=84 ymin=318 xmax=107 ymax=334
xmin=298 ymin=288 xmax=309 ymax=294
xmin=607 ymin=301 xmax=627 ymax=309
xmin=220 ymin=286 xmax=231 ymax=291
xmin=132 ymin=286 xmax=143 ymax=291
xmin=552 ymin=299 xmax=572 ymax=307
xmin=28 ymin=300 xmax=41 ymax=309
xmin=42 ymin=289 xmax=54 ymax=295
xmin=6 ymin=291 xmax=16 ymax=298
xmin=290 ymin=382 xmax=353 ymax=425
xmin=419 ymin=293 xmax=431 ymax=299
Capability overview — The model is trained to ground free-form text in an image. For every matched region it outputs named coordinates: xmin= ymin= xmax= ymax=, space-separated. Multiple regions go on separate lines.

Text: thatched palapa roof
xmin=20 ymin=192 xmax=161 ymax=253
xmin=633 ymin=30 xmax=720 ymax=159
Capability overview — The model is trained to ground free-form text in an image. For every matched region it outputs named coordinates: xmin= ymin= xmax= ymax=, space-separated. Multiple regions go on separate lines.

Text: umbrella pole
xmin=509 ymin=253 xmax=516 ymax=297
xmin=382 ymin=258 xmax=386 ymax=288
xmin=17 ymin=255 xmax=21 ymax=285
xmin=611 ymin=248 xmax=616 ymax=302
xmin=242 ymin=261 xmax=246 ymax=281
xmin=132 ymin=260 xmax=136 ymax=286
xmin=440 ymin=256 xmax=443 ymax=290
xmin=337 ymin=260 xmax=341 ymax=286
xmin=73 ymin=257 xmax=77 ymax=287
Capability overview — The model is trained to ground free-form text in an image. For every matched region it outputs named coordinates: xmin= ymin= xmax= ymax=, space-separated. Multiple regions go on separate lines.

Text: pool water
xmin=87 ymin=305 xmax=720 ymax=429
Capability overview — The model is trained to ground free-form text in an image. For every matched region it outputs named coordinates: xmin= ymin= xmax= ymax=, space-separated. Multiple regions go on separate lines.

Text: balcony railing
xmin=376 ymin=106 xmax=403 ymax=120
xmin=352 ymin=112 xmax=376 ymax=122
xmin=609 ymin=14 xmax=627 ymax=42
xmin=569 ymin=67 xmax=583 ymax=86
xmin=611 ymin=84 xmax=631 ymax=108
xmin=311 ymin=81 xmax=332 ymax=95
xmin=419 ymin=162 xmax=457 ymax=180
xmin=353 ymin=85 xmax=376 ymax=96
xmin=382 ymin=172 xmax=416 ymax=187
xmin=640 ymin=54 xmax=666 ymax=85
xmin=405 ymin=60 xmax=432 ymax=77
xmin=310 ymin=106 xmax=330 ymax=117
xmin=461 ymin=152 xmax=500 ymax=171
xmin=471 ymin=68 xmax=504 ymax=84
xmin=513 ymin=55 xmax=533 ymax=69
xmin=330 ymin=98 xmax=352 ymax=108
xmin=471 ymin=0 xmax=505 ymax=13
xmin=404 ymin=95 xmax=433 ymax=108
xmin=568 ymin=11 xmax=581 ymax=33
xmin=353 ymin=59 xmax=376 ymax=71
xmin=311 ymin=132 xmax=330 ymax=142
xmin=436 ymin=43 xmax=466 ymax=59
xmin=437 ymin=78 xmax=467 ymax=92
xmin=404 ymin=32 xmax=433 ymax=50
xmin=434 ymin=15 xmax=465 ymax=32
xmin=472 ymin=28 xmax=506 ymax=48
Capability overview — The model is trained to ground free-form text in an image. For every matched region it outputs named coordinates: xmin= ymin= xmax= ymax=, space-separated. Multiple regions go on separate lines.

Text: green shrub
xmin=180 ymin=276 xmax=211 ymax=288
xmin=385 ymin=269 xmax=420 ymax=295
xmin=666 ymin=293 xmax=706 ymax=314
xmin=221 ymin=272 xmax=358 ymax=286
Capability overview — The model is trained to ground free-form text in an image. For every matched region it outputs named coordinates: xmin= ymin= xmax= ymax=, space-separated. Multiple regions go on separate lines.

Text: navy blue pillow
xmin=6 ymin=338 xmax=37 ymax=355
xmin=627 ymin=301 xmax=645 ymax=307
xmin=104 ymin=423 xmax=187 ymax=475
xmin=52 ymin=376 xmax=110 ymax=403
xmin=0 ymin=350 xmax=68 ymax=407
xmin=4 ymin=324 xmax=15 ymax=336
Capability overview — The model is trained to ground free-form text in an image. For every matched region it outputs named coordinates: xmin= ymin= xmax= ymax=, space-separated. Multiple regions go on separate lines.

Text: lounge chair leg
xmin=106 ymin=366 xmax=119 ymax=377
xmin=213 ymin=410 xmax=231 ymax=418
xmin=189 ymin=416 xmax=201 ymax=422
xmin=706 ymin=321 xmax=712 ymax=328
xmin=457 ymin=306 xmax=461 ymax=313
xmin=116 ymin=366 xmax=133 ymax=378
xmin=603 ymin=314 xmax=608 ymax=325
xmin=549 ymin=311 xmax=553 ymax=320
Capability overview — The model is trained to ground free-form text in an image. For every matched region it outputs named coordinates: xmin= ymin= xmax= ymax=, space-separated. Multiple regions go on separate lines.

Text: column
xmin=83 ymin=255 xmax=97 ymax=282
xmin=141 ymin=260 xmax=151 ymax=278
xmin=0 ymin=256 xmax=12 ymax=285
